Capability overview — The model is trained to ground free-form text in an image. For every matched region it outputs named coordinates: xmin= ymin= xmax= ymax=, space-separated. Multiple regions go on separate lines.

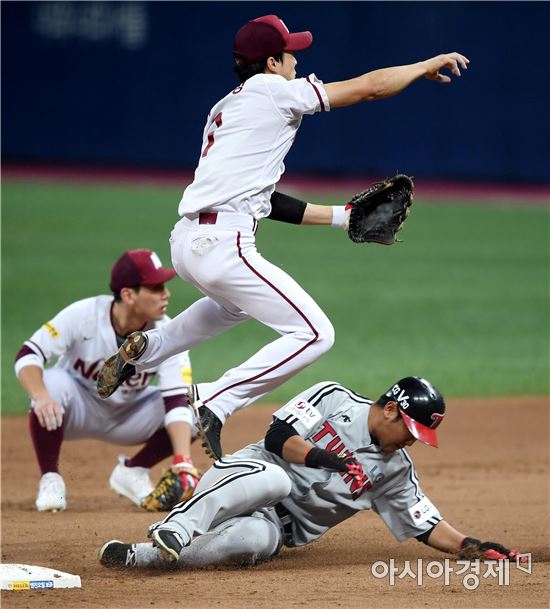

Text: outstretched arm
xmin=324 ymin=52 xmax=470 ymax=108
xmin=424 ymin=520 xmax=466 ymax=554
xmin=424 ymin=520 xmax=525 ymax=561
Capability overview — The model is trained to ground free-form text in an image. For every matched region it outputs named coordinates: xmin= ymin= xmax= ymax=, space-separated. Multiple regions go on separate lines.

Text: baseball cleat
xmin=96 ymin=331 xmax=148 ymax=398
xmin=99 ymin=540 xmax=137 ymax=568
xmin=148 ymin=528 xmax=184 ymax=563
xmin=187 ymin=385 xmax=223 ymax=460
xmin=36 ymin=472 xmax=67 ymax=512
xmin=109 ymin=455 xmax=154 ymax=506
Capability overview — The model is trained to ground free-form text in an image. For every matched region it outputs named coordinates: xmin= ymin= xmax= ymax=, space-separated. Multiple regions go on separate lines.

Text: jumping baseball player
xmin=99 ymin=376 xmax=523 ymax=569
xmin=97 ymin=14 xmax=470 ymax=461
xmin=15 ymin=249 xmax=199 ymax=513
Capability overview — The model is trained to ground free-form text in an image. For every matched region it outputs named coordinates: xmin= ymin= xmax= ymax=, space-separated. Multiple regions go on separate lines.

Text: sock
xmin=125 ymin=427 xmax=173 ymax=469
xmin=29 ymin=410 xmax=63 ymax=475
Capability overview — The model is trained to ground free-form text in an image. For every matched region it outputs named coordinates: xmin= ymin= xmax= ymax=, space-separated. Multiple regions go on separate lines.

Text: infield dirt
xmin=1 ymin=397 xmax=548 ymax=609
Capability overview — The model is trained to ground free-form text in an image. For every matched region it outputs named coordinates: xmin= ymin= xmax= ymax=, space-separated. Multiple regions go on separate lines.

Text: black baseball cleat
xmin=187 ymin=385 xmax=223 ymax=460
xmin=149 ymin=528 xmax=184 ymax=563
xmin=96 ymin=331 xmax=148 ymax=398
xmin=197 ymin=405 xmax=223 ymax=460
xmin=99 ymin=539 xmax=137 ymax=568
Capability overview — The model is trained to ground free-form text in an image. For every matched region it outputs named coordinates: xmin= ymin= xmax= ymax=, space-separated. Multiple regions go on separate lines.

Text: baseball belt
xmin=274 ymin=503 xmax=295 ymax=547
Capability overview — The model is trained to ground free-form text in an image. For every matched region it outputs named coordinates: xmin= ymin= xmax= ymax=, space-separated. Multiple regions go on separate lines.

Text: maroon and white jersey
xmin=15 ymin=296 xmax=191 ymax=407
xmin=179 ymin=73 xmax=330 ymax=219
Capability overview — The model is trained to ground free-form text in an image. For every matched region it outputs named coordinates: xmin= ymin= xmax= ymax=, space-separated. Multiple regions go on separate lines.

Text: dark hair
xmin=233 ymin=51 xmax=284 ymax=83
xmin=373 ymin=398 xmax=403 ymax=420
xmin=112 ymin=286 xmax=141 ymax=302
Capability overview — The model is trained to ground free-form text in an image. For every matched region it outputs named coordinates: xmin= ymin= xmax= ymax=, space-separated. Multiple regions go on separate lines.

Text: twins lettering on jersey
xmin=311 ymin=421 xmax=372 ymax=500
xmin=74 ymin=358 xmax=155 ymax=388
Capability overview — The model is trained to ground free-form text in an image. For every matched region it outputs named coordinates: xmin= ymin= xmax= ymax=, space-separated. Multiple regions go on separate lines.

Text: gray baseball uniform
xmin=122 ymin=382 xmax=442 ymax=569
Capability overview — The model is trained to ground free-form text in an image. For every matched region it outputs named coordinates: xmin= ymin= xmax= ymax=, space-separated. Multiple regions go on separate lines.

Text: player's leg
xmin=85 ymin=390 xmax=172 ymax=506
xmin=148 ymin=456 xmax=291 ymax=562
xmin=100 ymin=514 xmax=281 ymax=569
xmin=193 ymin=231 xmax=334 ymax=420
xmin=30 ymin=368 xmax=86 ymax=511
xmin=130 ymin=295 xmax=249 ymax=370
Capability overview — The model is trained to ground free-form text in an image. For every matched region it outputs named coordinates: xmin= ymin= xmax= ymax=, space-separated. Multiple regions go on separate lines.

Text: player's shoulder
xmin=53 ymin=295 xmax=105 ymax=317
xmin=153 ymin=314 xmax=171 ymax=328
xmin=301 ymin=381 xmax=372 ymax=406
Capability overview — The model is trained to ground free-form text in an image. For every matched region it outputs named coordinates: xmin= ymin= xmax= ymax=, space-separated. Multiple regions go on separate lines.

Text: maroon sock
xmin=29 ymin=410 xmax=64 ymax=475
xmin=125 ymin=427 xmax=173 ymax=469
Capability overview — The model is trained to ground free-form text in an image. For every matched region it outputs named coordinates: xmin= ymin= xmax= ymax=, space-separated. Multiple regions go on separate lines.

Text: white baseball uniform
xmin=132 ymin=73 xmax=335 ymax=423
xmin=116 ymin=382 xmax=442 ymax=569
xmin=15 ymin=295 xmax=193 ymax=444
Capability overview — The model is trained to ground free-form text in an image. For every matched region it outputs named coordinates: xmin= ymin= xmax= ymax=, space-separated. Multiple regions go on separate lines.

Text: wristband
xmin=331 ymin=206 xmax=346 ymax=227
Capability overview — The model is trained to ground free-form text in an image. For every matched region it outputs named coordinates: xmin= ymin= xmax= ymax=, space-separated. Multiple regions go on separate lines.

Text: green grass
xmin=2 ymin=180 xmax=548 ymax=415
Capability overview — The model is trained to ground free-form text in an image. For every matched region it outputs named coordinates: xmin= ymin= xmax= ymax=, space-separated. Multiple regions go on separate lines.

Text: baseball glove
xmin=346 ymin=174 xmax=414 ymax=244
xmin=141 ymin=466 xmax=201 ymax=512
xmin=459 ymin=537 xmax=525 ymax=561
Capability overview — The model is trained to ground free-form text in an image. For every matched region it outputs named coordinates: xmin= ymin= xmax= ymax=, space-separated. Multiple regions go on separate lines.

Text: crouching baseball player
xmin=99 ymin=377 xmax=523 ymax=569
xmin=16 ymin=249 xmax=199 ymax=513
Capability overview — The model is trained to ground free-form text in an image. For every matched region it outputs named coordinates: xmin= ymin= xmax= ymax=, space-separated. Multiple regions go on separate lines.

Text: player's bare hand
xmin=32 ymin=396 xmax=64 ymax=431
xmin=423 ymin=53 xmax=470 ymax=83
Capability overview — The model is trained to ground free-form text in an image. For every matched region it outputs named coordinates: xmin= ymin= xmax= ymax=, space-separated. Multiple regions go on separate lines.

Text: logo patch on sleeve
xmin=408 ymin=497 xmax=440 ymax=524
xmin=284 ymin=399 xmax=322 ymax=429
xmin=43 ymin=322 xmax=59 ymax=339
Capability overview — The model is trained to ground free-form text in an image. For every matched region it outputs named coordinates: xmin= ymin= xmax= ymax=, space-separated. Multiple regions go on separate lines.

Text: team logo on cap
xmin=429 ymin=412 xmax=445 ymax=429
xmin=150 ymin=252 xmax=162 ymax=269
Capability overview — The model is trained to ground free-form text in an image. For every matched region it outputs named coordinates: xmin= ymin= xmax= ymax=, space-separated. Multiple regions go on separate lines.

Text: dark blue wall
xmin=2 ymin=1 xmax=549 ymax=182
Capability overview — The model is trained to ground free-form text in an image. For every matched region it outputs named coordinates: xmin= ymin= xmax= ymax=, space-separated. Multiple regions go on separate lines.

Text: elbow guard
xmin=264 ymin=418 xmax=299 ymax=457
xmin=267 ymin=191 xmax=307 ymax=224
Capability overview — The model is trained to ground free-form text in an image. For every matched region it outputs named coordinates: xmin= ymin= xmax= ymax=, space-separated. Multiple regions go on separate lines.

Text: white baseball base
xmin=0 ymin=564 xmax=81 ymax=590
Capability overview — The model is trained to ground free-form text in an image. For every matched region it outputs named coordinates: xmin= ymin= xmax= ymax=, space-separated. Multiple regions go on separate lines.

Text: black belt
xmin=274 ymin=503 xmax=295 ymax=547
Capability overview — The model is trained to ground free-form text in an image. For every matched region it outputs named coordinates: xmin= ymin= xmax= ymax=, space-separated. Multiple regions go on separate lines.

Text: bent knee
xmin=264 ymin=463 xmax=292 ymax=501
xmin=313 ymin=316 xmax=335 ymax=354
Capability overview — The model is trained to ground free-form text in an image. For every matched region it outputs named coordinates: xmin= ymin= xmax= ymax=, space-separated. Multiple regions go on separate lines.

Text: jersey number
xmin=201 ymin=112 xmax=223 ymax=158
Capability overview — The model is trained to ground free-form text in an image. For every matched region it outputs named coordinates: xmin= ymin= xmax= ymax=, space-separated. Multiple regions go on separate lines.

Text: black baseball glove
xmin=346 ymin=174 xmax=414 ymax=244
xmin=459 ymin=536 xmax=525 ymax=561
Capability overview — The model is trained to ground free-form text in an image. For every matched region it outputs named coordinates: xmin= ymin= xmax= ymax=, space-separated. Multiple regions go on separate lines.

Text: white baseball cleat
xmin=109 ymin=455 xmax=154 ymax=506
xmin=36 ymin=472 xmax=67 ymax=512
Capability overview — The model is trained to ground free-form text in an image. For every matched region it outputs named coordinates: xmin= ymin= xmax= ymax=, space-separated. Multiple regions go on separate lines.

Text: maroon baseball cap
xmin=234 ymin=14 xmax=313 ymax=65
xmin=110 ymin=249 xmax=177 ymax=291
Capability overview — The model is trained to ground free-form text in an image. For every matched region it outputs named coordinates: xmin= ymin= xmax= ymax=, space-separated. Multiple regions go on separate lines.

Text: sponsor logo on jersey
xmin=312 ymin=421 xmax=372 ymax=500
xmin=43 ymin=322 xmax=59 ymax=339
xmin=180 ymin=366 xmax=192 ymax=385
xmin=73 ymin=358 xmax=155 ymax=387
xmin=408 ymin=497 xmax=439 ymax=524
xmin=391 ymin=383 xmax=410 ymax=408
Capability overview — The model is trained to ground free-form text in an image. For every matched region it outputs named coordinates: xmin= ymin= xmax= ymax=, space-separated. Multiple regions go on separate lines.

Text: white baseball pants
xmin=137 ymin=214 xmax=334 ymax=422
xmin=42 ymin=368 xmax=165 ymax=444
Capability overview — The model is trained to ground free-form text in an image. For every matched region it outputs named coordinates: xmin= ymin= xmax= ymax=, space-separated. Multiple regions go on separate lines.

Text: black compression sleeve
xmin=264 ymin=418 xmax=300 ymax=457
xmin=267 ymin=191 xmax=307 ymax=224
xmin=415 ymin=525 xmax=437 ymax=545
